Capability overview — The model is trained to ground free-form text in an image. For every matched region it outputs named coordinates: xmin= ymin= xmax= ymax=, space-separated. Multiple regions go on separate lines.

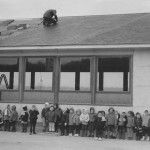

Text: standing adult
xmin=29 ymin=105 xmax=39 ymax=135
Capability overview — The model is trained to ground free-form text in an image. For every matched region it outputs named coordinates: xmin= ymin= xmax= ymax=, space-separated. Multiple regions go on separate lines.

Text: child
xmin=134 ymin=112 xmax=142 ymax=141
xmin=94 ymin=111 xmax=106 ymax=141
xmin=88 ymin=107 xmax=96 ymax=137
xmin=141 ymin=110 xmax=150 ymax=141
xmin=41 ymin=102 xmax=50 ymax=132
xmin=80 ymin=109 xmax=89 ymax=137
xmin=118 ymin=112 xmax=127 ymax=140
xmin=10 ymin=105 xmax=18 ymax=132
xmin=106 ymin=107 xmax=117 ymax=139
xmin=29 ymin=105 xmax=39 ymax=135
xmin=73 ymin=109 xmax=81 ymax=136
xmin=48 ymin=105 xmax=55 ymax=132
xmin=20 ymin=106 xmax=29 ymax=133
xmin=126 ymin=111 xmax=135 ymax=140
xmin=68 ymin=108 xmax=75 ymax=136
xmin=114 ymin=110 xmax=120 ymax=139
xmin=60 ymin=108 xmax=69 ymax=136
xmin=0 ymin=109 xmax=3 ymax=130
xmin=3 ymin=104 xmax=11 ymax=131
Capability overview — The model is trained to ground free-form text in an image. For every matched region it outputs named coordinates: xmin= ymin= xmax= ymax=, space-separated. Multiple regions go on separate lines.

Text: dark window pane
xmin=25 ymin=57 xmax=54 ymax=90
xmin=60 ymin=57 xmax=90 ymax=91
xmin=0 ymin=58 xmax=19 ymax=90
xmin=97 ymin=57 xmax=130 ymax=92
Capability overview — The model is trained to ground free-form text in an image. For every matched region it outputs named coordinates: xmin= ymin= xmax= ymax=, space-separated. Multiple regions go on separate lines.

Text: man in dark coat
xmin=43 ymin=9 xmax=58 ymax=26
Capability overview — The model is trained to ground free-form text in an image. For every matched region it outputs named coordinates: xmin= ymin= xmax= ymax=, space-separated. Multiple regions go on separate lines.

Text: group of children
xmin=0 ymin=103 xmax=150 ymax=141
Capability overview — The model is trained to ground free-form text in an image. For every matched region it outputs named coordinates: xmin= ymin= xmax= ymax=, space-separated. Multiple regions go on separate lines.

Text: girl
xmin=141 ymin=110 xmax=150 ymax=141
xmin=48 ymin=105 xmax=55 ymax=132
xmin=94 ymin=111 xmax=106 ymax=141
xmin=29 ymin=105 xmax=39 ymax=135
xmin=88 ymin=107 xmax=96 ymax=137
xmin=68 ymin=108 xmax=75 ymax=136
xmin=118 ymin=112 xmax=127 ymax=140
xmin=10 ymin=105 xmax=18 ymax=132
xmin=60 ymin=108 xmax=69 ymax=136
xmin=80 ymin=109 xmax=89 ymax=137
xmin=134 ymin=112 xmax=142 ymax=141
xmin=106 ymin=107 xmax=117 ymax=139
xmin=73 ymin=109 xmax=81 ymax=136
xmin=20 ymin=106 xmax=29 ymax=133
xmin=0 ymin=109 xmax=3 ymax=131
xmin=126 ymin=111 xmax=135 ymax=140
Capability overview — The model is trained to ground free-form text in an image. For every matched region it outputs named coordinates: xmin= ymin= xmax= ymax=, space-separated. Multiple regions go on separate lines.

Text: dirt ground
xmin=0 ymin=131 xmax=150 ymax=150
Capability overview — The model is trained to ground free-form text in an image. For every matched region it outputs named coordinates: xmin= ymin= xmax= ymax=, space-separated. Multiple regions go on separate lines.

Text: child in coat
xmin=3 ymin=104 xmax=11 ymax=131
xmin=88 ymin=107 xmax=96 ymax=137
xmin=134 ymin=112 xmax=143 ymax=141
xmin=20 ymin=106 xmax=29 ymax=133
xmin=10 ymin=105 xmax=18 ymax=132
xmin=141 ymin=110 xmax=150 ymax=141
xmin=94 ymin=111 xmax=106 ymax=141
xmin=118 ymin=112 xmax=127 ymax=140
xmin=68 ymin=108 xmax=75 ymax=136
xmin=80 ymin=109 xmax=89 ymax=137
xmin=60 ymin=108 xmax=69 ymax=136
xmin=73 ymin=109 xmax=81 ymax=136
xmin=29 ymin=105 xmax=39 ymax=135
xmin=106 ymin=107 xmax=117 ymax=139
xmin=126 ymin=111 xmax=135 ymax=140
xmin=48 ymin=105 xmax=55 ymax=132
xmin=0 ymin=109 xmax=3 ymax=130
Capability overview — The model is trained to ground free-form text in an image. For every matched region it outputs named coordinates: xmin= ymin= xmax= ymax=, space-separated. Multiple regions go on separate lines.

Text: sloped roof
xmin=0 ymin=13 xmax=150 ymax=47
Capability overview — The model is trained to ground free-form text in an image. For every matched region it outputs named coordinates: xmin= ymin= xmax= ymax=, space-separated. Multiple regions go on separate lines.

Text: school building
xmin=0 ymin=13 xmax=150 ymax=119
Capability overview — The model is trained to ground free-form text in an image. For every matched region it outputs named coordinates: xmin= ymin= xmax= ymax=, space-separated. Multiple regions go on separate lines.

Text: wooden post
xmin=9 ymin=72 xmax=14 ymax=89
xmin=123 ymin=72 xmax=128 ymax=91
xmin=75 ymin=71 xmax=80 ymax=90
xmin=31 ymin=72 xmax=35 ymax=89
xmin=99 ymin=71 xmax=103 ymax=91
xmin=91 ymin=56 xmax=96 ymax=105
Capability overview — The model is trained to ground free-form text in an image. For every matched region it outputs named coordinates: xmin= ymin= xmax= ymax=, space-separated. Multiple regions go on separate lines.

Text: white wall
xmin=133 ymin=49 xmax=150 ymax=112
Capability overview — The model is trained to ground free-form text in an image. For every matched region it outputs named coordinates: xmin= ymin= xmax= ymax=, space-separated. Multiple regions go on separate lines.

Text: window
xmin=25 ymin=57 xmax=54 ymax=90
xmin=0 ymin=58 xmax=19 ymax=90
xmin=60 ymin=57 xmax=90 ymax=91
xmin=97 ymin=57 xmax=130 ymax=92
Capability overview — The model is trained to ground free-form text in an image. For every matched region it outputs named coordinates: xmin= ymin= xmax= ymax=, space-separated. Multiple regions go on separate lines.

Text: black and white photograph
xmin=0 ymin=0 xmax=150 ymax=149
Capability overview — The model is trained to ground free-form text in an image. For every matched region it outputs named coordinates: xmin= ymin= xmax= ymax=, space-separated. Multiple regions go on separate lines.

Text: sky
xmin=0 ymin=0 xmax=150 ymax=19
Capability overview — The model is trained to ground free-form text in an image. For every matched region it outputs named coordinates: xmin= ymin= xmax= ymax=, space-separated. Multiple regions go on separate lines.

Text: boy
xmin=48 ymin=105 xmax=55 ymax=132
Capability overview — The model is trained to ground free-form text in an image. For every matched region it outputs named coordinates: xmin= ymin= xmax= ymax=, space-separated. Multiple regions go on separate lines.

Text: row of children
xmin=0 ymin=104 xmax=39 ymax=135
xmin=1 ymin=102 xmax=150 ymax=141
xmin=41 ymin=103 xmax=150 ymax=141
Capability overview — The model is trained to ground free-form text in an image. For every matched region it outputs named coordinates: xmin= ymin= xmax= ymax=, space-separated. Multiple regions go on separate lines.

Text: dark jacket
xmin=95 ymin=116 xmax=106 ymax=129
xmin=29 ymin=110 xmax=39 ymax=121
xmin=61 ymin=110 xmax=69 ymax=124
xmin=118 ymin=116 xmax=127 ymax=127
xmin=135 ymin=117 xmax=142 ymax=129
xmin=41 ymin=108 xmax=50 ymax=120
xmin=55 ymin=108 xmax=62 ymax=123
xmin=48 ymin=110 xmax=55 ymax=122
xmin=20 ymin=111 xmax=29 ymax=123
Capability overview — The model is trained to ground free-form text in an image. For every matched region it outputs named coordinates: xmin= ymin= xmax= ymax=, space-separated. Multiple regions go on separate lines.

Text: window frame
xmin=0 ymin=57 xmax=19 ymax=91
xmin=59 ymin=56 xmax=92 ymax=92
xmin=96 ymin=55 xmax=132 ymax=94
xmin=24 ymin=56 xmax=55 ymax=92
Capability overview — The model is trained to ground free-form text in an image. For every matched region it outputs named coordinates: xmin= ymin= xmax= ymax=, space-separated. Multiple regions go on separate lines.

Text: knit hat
xmin=108 ymin=107 xmax=115 ymax=113
xmin=23 ymin=106 xmax=27 ymax=111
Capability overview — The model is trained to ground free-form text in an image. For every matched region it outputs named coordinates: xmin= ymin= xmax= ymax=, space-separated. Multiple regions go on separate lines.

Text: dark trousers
xmin=60 ymin=123 xmax=69 ymax=136
xmin=43 ymin=17 xmax=57 ymax=26
xmin=55 ymin=121 xmax=60 ymax=132
xmin=81 ymin=124 xmax=88 ymax=137
xmin=136 ymin=129 xmax=143 ymax=140
xmin=96 ymin=128 xmax=104 ymax=138
xmin=118 ymin=126 xmax=126 ymax=139
xmin=69 ymin=125 xmax=74 ymax=134
xmin=88 ymin=122 xmax=95 ymax=136
xmin=11 ymin=121 xmax=17 ymax=132
xmin=4 ymin=120 xmax=10 ymax=131
xmin=142 ymin=126 xmax=150 ymax=136
xmin=22 ymin=123 xmax=28 ymax=132
xmin=30 ymin=120 xmax=37 ymax=133
xmin=75 ymin=125 xmax=81 ymax=135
